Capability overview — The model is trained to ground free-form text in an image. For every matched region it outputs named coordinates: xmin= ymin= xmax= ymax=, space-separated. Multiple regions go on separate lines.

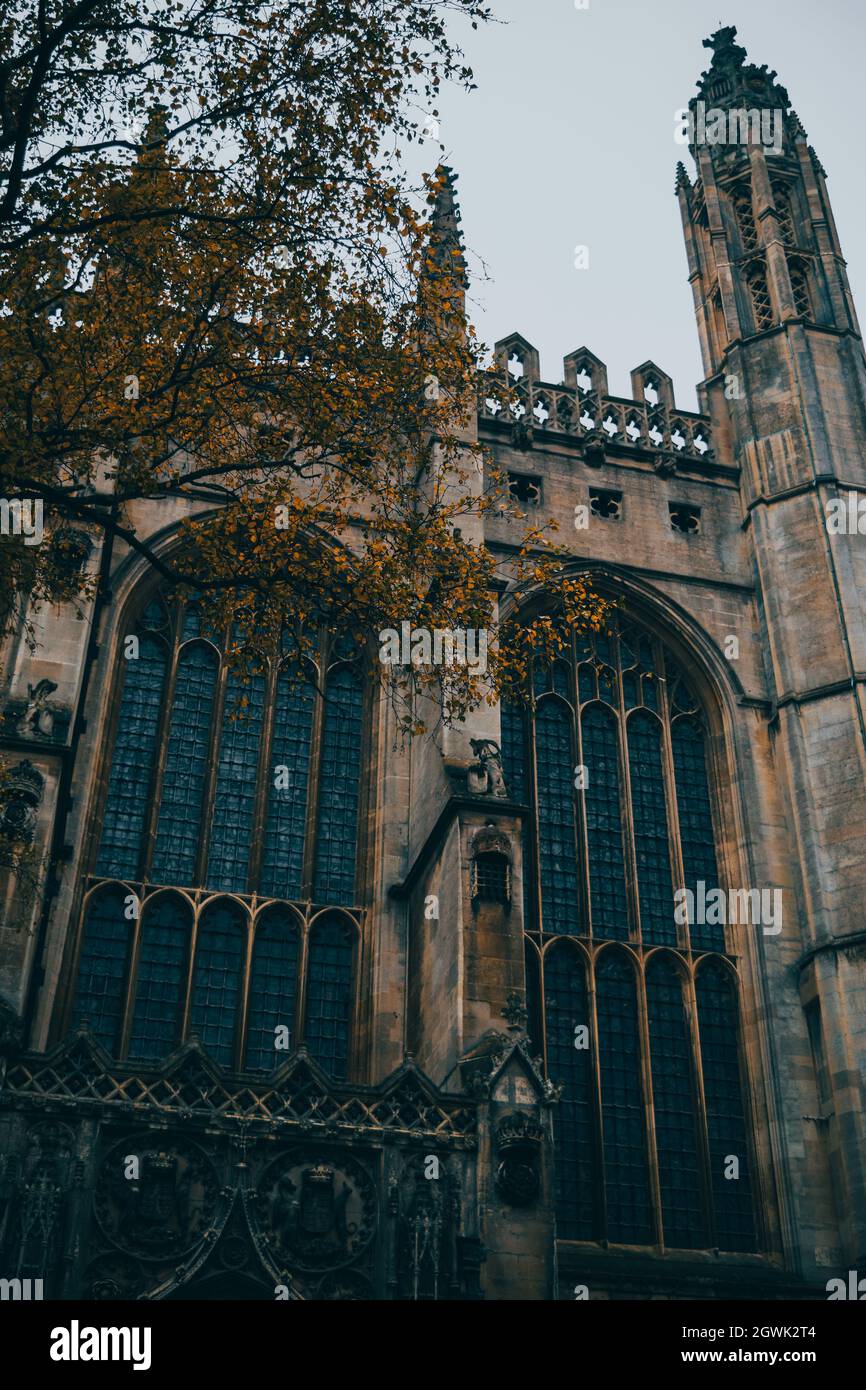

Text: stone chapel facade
xmin=0 ymin=27 xmax=864 ymax=1301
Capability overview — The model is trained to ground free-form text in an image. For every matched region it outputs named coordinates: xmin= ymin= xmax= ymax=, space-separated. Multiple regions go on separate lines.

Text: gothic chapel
xmin=1 ymin=27 xmax=864 ymax=1301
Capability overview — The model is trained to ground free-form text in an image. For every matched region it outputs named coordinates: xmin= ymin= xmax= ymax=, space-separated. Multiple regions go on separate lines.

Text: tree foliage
xmin=0 ymin=0 xmax=609 ymax=730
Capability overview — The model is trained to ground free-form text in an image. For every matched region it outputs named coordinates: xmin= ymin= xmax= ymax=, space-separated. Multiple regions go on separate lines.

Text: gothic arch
xmin=498 ymin=567 xmax=769 ymax=1254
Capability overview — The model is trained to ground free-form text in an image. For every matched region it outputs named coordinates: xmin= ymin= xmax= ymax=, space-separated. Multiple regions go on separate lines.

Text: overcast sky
xmin=429 ymin=0 xmax=865 ymax=411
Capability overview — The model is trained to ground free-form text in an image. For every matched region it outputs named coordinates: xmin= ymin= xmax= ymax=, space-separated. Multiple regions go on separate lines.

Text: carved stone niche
xmin=470 ymin=824 xmax=512 ymax=911
xmin=494 ymin=1111 xmax=544 ymax=1208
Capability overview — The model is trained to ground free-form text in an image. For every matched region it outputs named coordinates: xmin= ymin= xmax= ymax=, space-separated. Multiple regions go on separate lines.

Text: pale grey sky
xmin=430 ymin=0 xmax=865 ymax=411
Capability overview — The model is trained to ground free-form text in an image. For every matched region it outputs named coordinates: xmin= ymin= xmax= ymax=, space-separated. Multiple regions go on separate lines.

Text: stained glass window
xmin=151 ymin=642 xmax=218 ymax=887
xmin=545 ymin=944 xmax=595 ymax=1239
xmin=672 ymin=715 xmax=724 ymax=951
xmin=627 ymin=711 xmax=675 ymax=946
xmin=188 ymin=899 xmax=245 ymax=1067
xmin=535 ymin=699 xmax=580 ymax=934
xmin=596 ymin=952 xmax=653 ymax=1244
xmin=582 ymin=704 xmax=628 ymax=940
xmin=207 ymin=670 xmax=266 ymax=893
xmin=72 ymin=886 xmax=130 ymax=1052
xmin=260 ymin=669 xmax=314 ymax=900
xmin=697 ymin=962 xmax=756 ymax=1251
xmin=245 ymin=906 xmax=300 ymax=1072
xmin=519 ymin=617 xmax=757 ymax=1254
xmin=647 ymin=955 xmax=706 ymax=1248
xmin=127 ymin=893 xmax=190 ymax=1062
xmin=313 ymin=666 xmax=363 ymax=905
xmin=305 ymin=915 xmax=355 ymax=1079
xmin=79 ymin=587 xmax=366 ymax=1078
xmin=96 ymin=636 xmax=166 ymax=879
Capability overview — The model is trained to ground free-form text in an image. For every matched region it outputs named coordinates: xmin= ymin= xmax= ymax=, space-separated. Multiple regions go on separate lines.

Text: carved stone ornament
xmin=582 ymin=430 xmax=606 ymax=467
xmin=0 ymin=760 xmax=44 ymax=843
xmin=467 ymin=739 xmax=508 ymax=798
xmin=652 ymin=451 xmax=679 ymax=478
xmin=256 ymin=1149 xmax=377 ymax=1273
xmin=494 ymin=1111 xmax=544 ymax=1207
xmin=15 ymin=680 xmax=58 ymax=738
xmin=93 ymin=1138 xmax=220 ymax=1261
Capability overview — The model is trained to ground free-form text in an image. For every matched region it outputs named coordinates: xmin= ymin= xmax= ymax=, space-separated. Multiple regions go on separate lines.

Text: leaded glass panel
xmin=128 ymin=893 xmax=190 ymax=1062
xmin=245 ymin=907 xmax=300 ymax=1072
xmin=72 ymin=886 xmax=130 ymax=1052
xmin=696 ymin=962 xmax=756 ymax=1251
xmin=545 ymin=944 xmax=595 ymax=1239
xmin=627 ymin=711 xmax=676 ymax=946
xmin=581 ymin=704 xmax=628 ymax=940
xmin=646 ymin=955 xmax=706 ymax=1247
xmin=188 ymin=899 xmax=245 ymax=1067
xmin=313 ymin=666 xmax=362 ymax=905
xmin=151 ymin=642 xmax=218 ymax=886
xmin=260 ymin=669 xmax=314 ymax=900
xmin=535 ymin=698 xmax=579 ymax=934
xmin=96 ymin=636 xmax=166 ymax=879
xmin=207 ymin=670 xmax=266 ymax=892
xmin=672 ymin=716 xmax=724 ymax=951
xmin=305 ymin=916 xmax=354 ymax=1079
xmin=596 ymin=952 xmax=653 ymax=1243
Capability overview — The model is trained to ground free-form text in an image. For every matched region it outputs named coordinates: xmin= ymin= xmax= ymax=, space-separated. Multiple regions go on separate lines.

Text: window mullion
xmin=658 ymin=646 xmax=690 ymax=952
xmin=301 ymin=663 xmax=326 ymax=900
xmin=635 ymin=955 xmax=666 ymax=1248
xmin=586 ymin=947 xmax=608 ymax=1242
xmin=248 ymin=659 xmax=279 ymax=895
xmin=139 ymin=607 xmax=183 ymax=883
xmin=614 ymin=652 xmax=642 ymax=944
xmin=178 ymin=900 xmax=200 ymax=1045
xmin=117 ymin=912 xmax=144 ymax=1061
xmin=195 ymin=647 xmax=229 ymax=888
xmin=685 ymin=964 xmax=718 ymax=1247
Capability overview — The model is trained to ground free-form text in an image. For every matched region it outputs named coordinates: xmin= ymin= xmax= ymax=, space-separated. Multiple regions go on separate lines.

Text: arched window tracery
xmin=500 ymin=613 xmax=758 ymax=1252
xmin=66 ymin=585 xmax=366 ymax=1077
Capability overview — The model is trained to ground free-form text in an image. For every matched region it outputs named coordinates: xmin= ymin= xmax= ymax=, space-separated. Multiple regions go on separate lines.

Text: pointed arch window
xmin=501 ymin=615 xmax=759 ymax=1253
xmin=788 ymin=260 xmax=812 ymax=319
xmin=66 ymin=586 xmax=367 ymax=1077
xmin=747 ymin=263 xmax=774 ymax=332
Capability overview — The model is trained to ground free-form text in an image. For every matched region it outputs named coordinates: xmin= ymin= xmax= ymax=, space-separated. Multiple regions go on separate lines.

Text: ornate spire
xmin=424 ymin=164 xmax=468 ymax=291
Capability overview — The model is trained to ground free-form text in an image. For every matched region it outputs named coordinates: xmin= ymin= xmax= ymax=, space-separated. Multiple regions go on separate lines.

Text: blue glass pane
xmin=596 ymin=952 xmax=653 ymax=1243
xmin=96 ymin=636 xmax=166 ymax=879
xmin=188 ymin=899 xmax=245 ymax=1066
xmin=696 ymin=963 xmax=756 ymax=1251
xmin=128 ymin=893 xmax=190 ymax=1062
xmin=535 ymin=699 xmax=579 ymax=934
xmin=260 ymin=670 xmax=314 ymax=900
xmin=313 ymin=667 xmax=362 ymax=905
xmin=672 ymin=718 xmax=724 ymax=951
xmin=305 ymin=916 xmax=354 ymax=1079
xmin=72 ymin=887 xmax=130 ymax=1053
xmin=151 ymin=643 xmax=218 ymax=886
xmin=646 ymin=956 xmax=706 ymax=1248
xmin=581 ymin=705 xmax=628 ymax=940
xmin=499 ymin=699 xmax=526 ymax=801
xmin=545 ymin=944 xmax=596 ymax=1238
xmin=628 ymin=712 xmax=676 ymax=946
xmin=207 ymin=671 xmax=266 ymax=892
xmin=245 ymin=908 xmax=300 ymax=1072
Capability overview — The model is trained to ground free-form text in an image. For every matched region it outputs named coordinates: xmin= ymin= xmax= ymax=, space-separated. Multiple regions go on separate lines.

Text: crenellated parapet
xmin=478 ymin=333 xmax=714 ymax=471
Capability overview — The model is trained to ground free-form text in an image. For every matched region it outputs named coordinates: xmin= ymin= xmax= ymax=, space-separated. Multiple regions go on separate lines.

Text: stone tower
xmin=677 ymin=26 xmax=866 ymax=1269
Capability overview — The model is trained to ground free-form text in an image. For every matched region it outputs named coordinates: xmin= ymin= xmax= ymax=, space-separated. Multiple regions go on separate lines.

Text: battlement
xmin=477 ymin=333 xmax=714 ymax=469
